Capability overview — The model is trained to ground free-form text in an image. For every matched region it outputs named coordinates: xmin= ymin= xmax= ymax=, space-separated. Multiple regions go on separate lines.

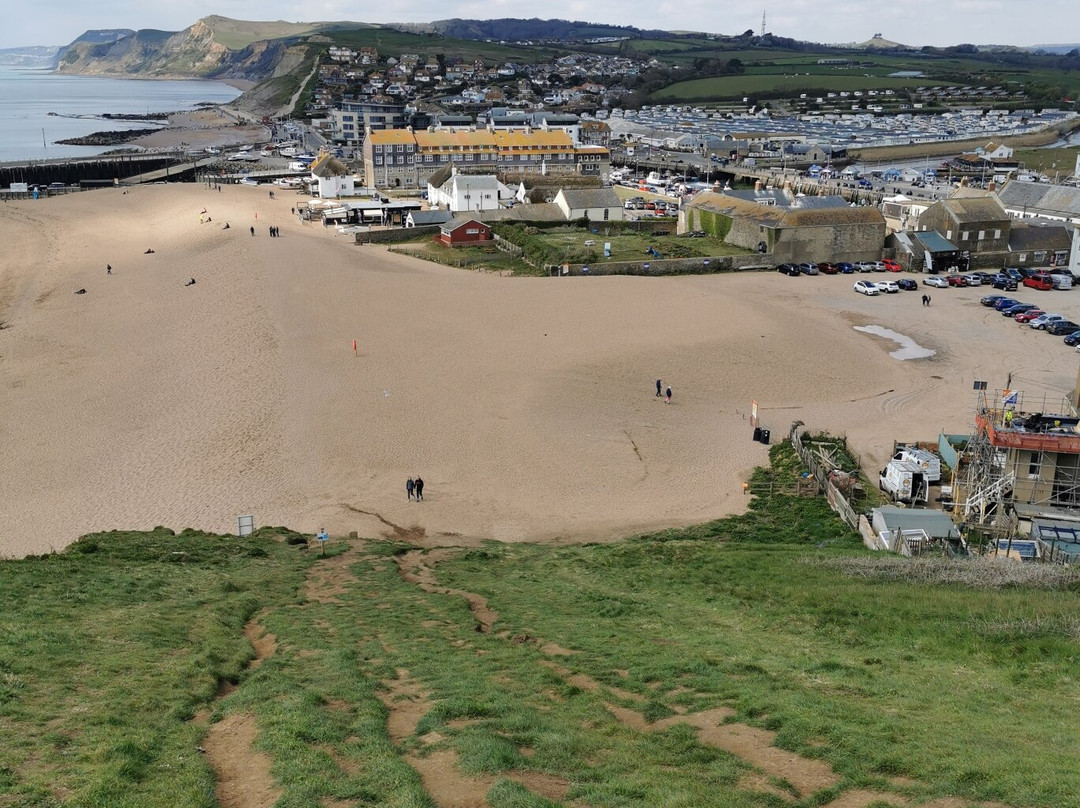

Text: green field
xmin=3 ymin=442 xmax=1080 ymax=807
xmin=1012 ymin=147 xmax=1080 ymax=176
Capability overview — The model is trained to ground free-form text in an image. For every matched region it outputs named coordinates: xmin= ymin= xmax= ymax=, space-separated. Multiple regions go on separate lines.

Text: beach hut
xmin=807 ymin=164 xmax=822 ymax=177
xmin=883 ymin=167 xmax=902 ymax=182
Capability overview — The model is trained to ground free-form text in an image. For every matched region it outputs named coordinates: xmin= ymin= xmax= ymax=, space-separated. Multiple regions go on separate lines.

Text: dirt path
xmin=395 ymin=549 xmax=498 ymax=632
xmin=201 ymin=615 xmax=280 ymax=808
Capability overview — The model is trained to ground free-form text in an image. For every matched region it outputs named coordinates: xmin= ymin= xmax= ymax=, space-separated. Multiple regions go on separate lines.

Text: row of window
xmin=945 ymin=229 xmax=1003 ymax=241
xmin=373 ymin=152 xmax=582 ymax=166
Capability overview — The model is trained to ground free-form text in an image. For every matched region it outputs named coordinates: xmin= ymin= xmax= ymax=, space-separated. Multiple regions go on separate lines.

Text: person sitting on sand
xmin=75 ymin=288 xmax=86 ymax=295
xmin=185 ymin=278 xmax=196 ymax=286
xmin=144 ymin=248 xmax=155 ymax=254
xmin=222 ymin=222 xmax=230 ymax=229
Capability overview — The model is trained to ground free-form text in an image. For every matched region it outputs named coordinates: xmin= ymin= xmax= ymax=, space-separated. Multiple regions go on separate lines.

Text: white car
xmin=923 ymin=275 xmax=948 ymax=288
xmin=854 ymin=280 xmax=879 ymax=296
xmin=876 ymin=280 xmax=899 ymax=293
xmin=1029 ymin=313 xmax=1064 ymax=330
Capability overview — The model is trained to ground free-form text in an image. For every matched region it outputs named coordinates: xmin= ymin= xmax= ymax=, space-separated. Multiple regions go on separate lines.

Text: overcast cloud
xmin=5 ymin=0 xmax=1079 ymax=51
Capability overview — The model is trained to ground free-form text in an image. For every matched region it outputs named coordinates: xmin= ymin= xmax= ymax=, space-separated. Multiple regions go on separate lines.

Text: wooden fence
xmin=789 ymin=422 xmax=860 ymax=531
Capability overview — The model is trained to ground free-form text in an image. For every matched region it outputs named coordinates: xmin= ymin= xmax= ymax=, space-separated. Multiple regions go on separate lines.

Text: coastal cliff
xmin=53 ymin=17 xmax=313 ymax=83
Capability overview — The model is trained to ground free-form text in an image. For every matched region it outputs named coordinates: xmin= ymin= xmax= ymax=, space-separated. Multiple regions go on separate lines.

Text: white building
xmin=427 ymin=168 xmax=513 ymax=213
xmin=553 ymin=188 xmax=624 ymax=222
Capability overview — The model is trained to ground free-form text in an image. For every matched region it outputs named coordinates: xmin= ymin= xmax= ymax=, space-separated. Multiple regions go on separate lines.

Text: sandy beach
xmin=1 ymin=184 xmax=1078 ymax=558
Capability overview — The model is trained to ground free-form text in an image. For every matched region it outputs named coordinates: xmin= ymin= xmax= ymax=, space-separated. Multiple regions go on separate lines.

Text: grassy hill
xmin=2 ymin=443 xmax=1079 ymax=807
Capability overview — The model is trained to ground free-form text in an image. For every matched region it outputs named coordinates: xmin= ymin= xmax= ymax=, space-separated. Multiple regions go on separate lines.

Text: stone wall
xmin=354 ymin=225 xmax=441 ymax=244
xmin=556 ymin=253 xmax=771 ymax=276
xmin=773 ymin=223 xmax=887 ymax=264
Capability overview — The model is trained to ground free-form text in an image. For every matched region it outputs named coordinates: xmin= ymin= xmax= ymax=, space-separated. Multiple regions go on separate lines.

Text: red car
xmin=1023 ymin=273 xmax=1053 ymax=290
xmin=882 ymin=259 xmax=902 ymax=272
xmin=946 ymin=274 xmax=968 ymax=287
xmin=1015 ymin=309 xmax=1045 ymax=323
xmin=817 ymin=262 xmax=839 ymax=274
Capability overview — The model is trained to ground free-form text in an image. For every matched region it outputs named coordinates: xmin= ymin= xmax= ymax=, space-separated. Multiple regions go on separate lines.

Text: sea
xmin=0 ymin=69 xmax=242 ymax=162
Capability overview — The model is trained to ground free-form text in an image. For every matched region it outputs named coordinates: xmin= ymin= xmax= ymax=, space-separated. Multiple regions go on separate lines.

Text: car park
xmin=876 ymin=280 xmax=899 ymax=293
xmin=924 ymin=276 xmax=948 ymax=288
xmin=1029 ymin=313 xmax=1063 ymax=329
xmin=798 ymin=262 xmax=819 ymax=275
xmin=777 ymin=263 xmax=800 ymax=276
xmin=946 ymin=274 xmax=968 ymax=287
xmin=993 ymin=297 xmax=1020 ymax=311
xmin=897 ymin=278 xmax=918 ymax=291
xmin=882 ymin=259 xmax=902 ymax=272
xmin=854 ymin=280 xmax=879 ymax=295
xmin=1015 ymin=309 xmax=1046 ymax=323
xmin=1002 ymin=303 xmax=1036 ymax=316
xmin=981 ymin=294 xmax=1007 ymax=306
xmin=836 ymin=262 xmax=856 ymax=274
xmin=991 ymin=274 xmax=1018 ymax=291
xmin=818 ymin=262 xmax=838 ymax=274
xmin=1047 ymin=320 xmax=1080 ymax=336
xmin=1023 ymin=273 xmax=1054 ymax=291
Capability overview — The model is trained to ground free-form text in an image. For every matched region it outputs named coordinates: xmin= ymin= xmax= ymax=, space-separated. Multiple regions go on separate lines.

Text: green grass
xmin=3 ymin=445 xmax=1080 ymax=807
xmin=1012 ymin=147 xmax=1080 ymax=176
xmin=652 ymin=74 xmax=952 ymax=101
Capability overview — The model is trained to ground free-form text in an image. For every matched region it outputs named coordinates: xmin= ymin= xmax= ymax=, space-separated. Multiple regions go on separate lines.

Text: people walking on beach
xmin=926 ymin=295 xmax=931 ymax=306
xmin=250 ymin=226 xmax=255 ymax=237
xmin=407 ymin=477 xmax=415 ymax=501
xmin=106 ymin=264 xmax=111 ymax=275
xmin=665 ymin=386 xmax=672 ymax=405
xmin=414 ymin=476 xmax=424 ymax=501
xmin=656 ymin=378 xmax=663 ymax=397
xmin=921 ymin=294 xmax=927 ymax=306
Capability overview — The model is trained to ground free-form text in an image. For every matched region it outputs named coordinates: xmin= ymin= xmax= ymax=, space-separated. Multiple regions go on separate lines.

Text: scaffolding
xmin=965 ymin=389 xmax=1080 ymax=520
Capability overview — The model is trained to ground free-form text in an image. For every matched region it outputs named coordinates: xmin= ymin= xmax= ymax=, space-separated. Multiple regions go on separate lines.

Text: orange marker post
xmin=352 ymin=339 xmax=357 ymax=356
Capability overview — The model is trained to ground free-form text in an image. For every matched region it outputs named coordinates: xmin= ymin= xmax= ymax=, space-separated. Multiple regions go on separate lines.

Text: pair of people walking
xmin=268 ymin=225 xmax=280 ymax=237
xmin=921 ymin=294 xmax=932 ymax=306
xmin=655 ymin=378 xmax=672 ymax=404
xmin=406 ymin=476 xmax=425 ymax=501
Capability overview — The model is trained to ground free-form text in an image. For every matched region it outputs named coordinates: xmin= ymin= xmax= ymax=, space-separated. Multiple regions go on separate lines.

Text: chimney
xmin=988 ymin=181 xmax=996 ymax=192
xmin=754 ymin=180 xmax=762 ymax=192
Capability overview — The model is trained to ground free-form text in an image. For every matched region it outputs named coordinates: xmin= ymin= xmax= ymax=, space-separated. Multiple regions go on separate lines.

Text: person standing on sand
xmin=414 ymin=477 xmax=424 ymax=501
xmin=656 ymin=378 xmax=662 ymax=397
xmin=407 ymin=477 xmax=415 ymax=501
xmin=106 ymin=264 xmax=111 ymax=275
xmin=665 ymin=386 xmax=672 ymax=405
xmin=250 ymin=226 xmax=255 ymax=236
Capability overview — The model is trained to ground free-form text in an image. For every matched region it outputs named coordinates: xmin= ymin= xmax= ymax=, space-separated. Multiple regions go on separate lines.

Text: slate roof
xmin=557 ymin=188 xmax=621 ymax=210
xmin=939 ymin=196 xmax=1008 ymax=223
xmin=481 ymin=203 xmax=566 ymax=222
xmin=997 ymin=181 xmax=1080 ymax=217
xmin=874 ymin=505 xmax=959 ymax=539
xmin=687 ymin=190 xmax=877 ymax=228
xmin=912 ymin=230 xmax=959 ymax=252
xmin=1007 ymin=222 xmax=1073 ymax=252
xmin=408 ymin=210 xmax=453 ymax=226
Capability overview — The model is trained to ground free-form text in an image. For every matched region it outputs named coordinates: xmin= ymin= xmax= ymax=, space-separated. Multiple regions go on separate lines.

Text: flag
xmin=1002 ymin=390 xmax=1018 ymax=406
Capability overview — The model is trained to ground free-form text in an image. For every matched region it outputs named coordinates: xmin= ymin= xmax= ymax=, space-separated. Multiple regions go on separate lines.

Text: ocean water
xmin=0 ymin=69 xmax=242 ymax=162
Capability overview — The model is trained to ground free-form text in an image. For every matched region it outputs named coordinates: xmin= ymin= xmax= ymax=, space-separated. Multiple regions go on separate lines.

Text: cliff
xmin=53 ymin=17 xmax=312 ymax=82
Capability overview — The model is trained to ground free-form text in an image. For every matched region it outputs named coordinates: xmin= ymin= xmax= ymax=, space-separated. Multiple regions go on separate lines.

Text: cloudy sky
xmin=5 ymin=0 xmax=1079 ymax=50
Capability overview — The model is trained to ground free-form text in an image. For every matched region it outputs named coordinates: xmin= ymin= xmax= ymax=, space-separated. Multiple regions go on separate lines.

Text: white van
xmin=1050 ymin=272 xmax=1073 ymax=290
xmin=880 ymin=461 xmax=930 ymax=504
xmin=892 ymin=447 xmax=941 ymax=483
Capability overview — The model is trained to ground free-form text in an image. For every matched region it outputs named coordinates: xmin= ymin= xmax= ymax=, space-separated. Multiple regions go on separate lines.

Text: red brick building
xmin=436 ymin=217 xmax=493 ymax=247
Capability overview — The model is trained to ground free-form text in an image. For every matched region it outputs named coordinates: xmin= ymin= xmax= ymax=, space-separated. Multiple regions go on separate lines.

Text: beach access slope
xmin=0 ymin=184 xmax=1074 ymax=557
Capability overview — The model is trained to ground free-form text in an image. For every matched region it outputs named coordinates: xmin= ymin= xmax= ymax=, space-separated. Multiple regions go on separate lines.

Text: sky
xmin=4 ymin=0 xmax=1080 ymax=51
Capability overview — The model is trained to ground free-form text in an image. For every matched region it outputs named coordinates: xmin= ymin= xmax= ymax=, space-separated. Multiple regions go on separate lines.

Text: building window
xmin=1028 ymin=451 xmax=1042 ymax=478
xmin=374 ymin=157 xmax=382 ymax=165
xmin=994 ymin=229 xmax=1001 ymax=239
xmin=978 ymin=230 xmax=985 ymax=240
xmin=603 ymin=208 xmax=610 ymax=220
xmin=961 ymin=231 xmax=969 ymax=241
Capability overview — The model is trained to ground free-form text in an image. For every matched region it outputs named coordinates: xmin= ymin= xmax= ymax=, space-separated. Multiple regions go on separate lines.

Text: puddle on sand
xmin=853 ymin=325 xmax=936 ymax=360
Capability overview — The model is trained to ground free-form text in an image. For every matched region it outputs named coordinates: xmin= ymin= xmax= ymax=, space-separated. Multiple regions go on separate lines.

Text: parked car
xmin=1047 ymin=320 xmax=1080 ymax=336
xmin=857 ymin=261 xmax=877 ymax=272
xmin=993 ymin=297 xmax=1020 ymax=311
xmin=897 ymin=278 xmax=918 ymax=291
xmin=1028 ymin=313 xmax=1064 ymax=329
xmin=818 ymin=262 xmax=839 ymax=274
xmin=876 ymin=279 xmax=900 ymax=293
xmin=777 ymin=263 xmax=800 ymax=276
xmin=1003 ymin=268 xmax=1023 ymax=281
xmin=962 ymin=274 xmax=983 ymax=286
xmin=857 ymin=178 xmax=873 ymax=189
xmin=1023 ymin=273 xmax=1054 ymax=291
xmin=1064 ymin=331 xmax=1080 ymax=346
xmin=836 ymin=262 xmax=856 ymax=274
xmin=798 ymin=262 xmax=819 ymax=276
xmin=924 ymin=275 xmax=948 ymax=288
xmin=1002 ymin=303 xmax=1037 ymax=317
xmin=991 ymin=274 xmax=1018 ymax=291
xmin=946 ymin=273 xmax=968 ymax=287
xmin=1015 ymin=309 xmax=1046 ymax=323
xmin=882 ymin=259 xmax=902 ymax=272
xmin=854 ymin=280 xmax=879 ymax=296
xmin=981 ymin=294 xmax=1007 ymax=306
xmin=971 ymin=272 xmax=997 ymax=284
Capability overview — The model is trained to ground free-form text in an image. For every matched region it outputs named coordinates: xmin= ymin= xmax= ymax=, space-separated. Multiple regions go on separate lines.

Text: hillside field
xmin=3 ymin=444 xmax=1080 ymax=808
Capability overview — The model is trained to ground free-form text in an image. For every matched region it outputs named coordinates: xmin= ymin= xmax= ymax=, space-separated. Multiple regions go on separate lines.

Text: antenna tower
xmin=760 ymin=10 xmax=767 ymax=37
